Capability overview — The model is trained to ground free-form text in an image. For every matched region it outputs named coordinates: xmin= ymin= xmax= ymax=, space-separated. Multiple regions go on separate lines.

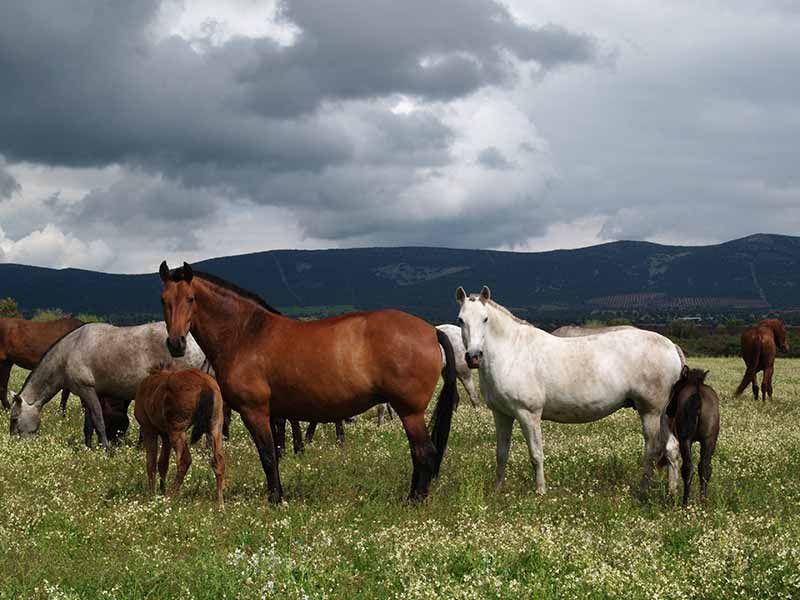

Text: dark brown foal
xmin=135 ymin=365 xmax=226 ymax=507
xmin=668 ymin=366 xmax=720 ymax=506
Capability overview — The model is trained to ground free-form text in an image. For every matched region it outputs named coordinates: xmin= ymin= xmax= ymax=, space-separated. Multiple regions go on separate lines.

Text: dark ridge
xmin=19 ymin=322 xmax=93 ymax=393
xmin=172 ymin=266 xmax=282 ymax=315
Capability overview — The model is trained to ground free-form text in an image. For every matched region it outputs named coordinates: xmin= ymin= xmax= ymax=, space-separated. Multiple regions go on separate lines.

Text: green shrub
xmin=0 ymin=297 xmax=21 ymax=319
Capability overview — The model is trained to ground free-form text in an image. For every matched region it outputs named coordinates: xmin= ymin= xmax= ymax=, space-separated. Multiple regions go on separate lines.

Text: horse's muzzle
xmin=465 ymin=351 xmax=482 ymax=369
xmin=166 ymin=335 xmax=187 ymax=357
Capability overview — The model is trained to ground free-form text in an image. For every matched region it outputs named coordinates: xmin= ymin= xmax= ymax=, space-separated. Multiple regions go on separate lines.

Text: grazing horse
xmin=735 ymin=319 xmax=789 ymax=401
xmin=456 ymin=286 xmax=682 ymax=495
xmin=667 ymin=366 xmax=720 ymax=506
xmin=135 ymin=365 xmax=225 ymax=507
xmin=159 ymin=261 xmax=457 ymax=502
xmin=0 ymin=317 xmax=83 ymax=412
xmin=10 ymin=322 xmax=206 ymax=450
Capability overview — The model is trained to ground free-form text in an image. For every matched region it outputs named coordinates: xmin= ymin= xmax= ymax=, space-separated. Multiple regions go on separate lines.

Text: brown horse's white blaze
xmin=158 ymin=261 xmax=457 ymax=503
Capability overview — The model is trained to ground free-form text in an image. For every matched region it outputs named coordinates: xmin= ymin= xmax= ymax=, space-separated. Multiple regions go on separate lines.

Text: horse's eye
xmin=483 ymin=317 xmax=488 ymax=323
xmin=187 ymin=297 xmax=195 ymax=304
xmin=457 ymin=317 xmax=464 ymax=325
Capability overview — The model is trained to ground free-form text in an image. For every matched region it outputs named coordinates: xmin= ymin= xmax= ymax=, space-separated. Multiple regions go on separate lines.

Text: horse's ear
xmin=159 ymin=261 xmax=169 ymax=283
xmin=455 ymin=287 xmax=466 ymax=305
xmin=182 ymin=262 xmax=194 ymax=283
xmin=681 ymin=365 xmax=689 ymax=378
xmin=480 ymin=286 xmax=491 ymax=302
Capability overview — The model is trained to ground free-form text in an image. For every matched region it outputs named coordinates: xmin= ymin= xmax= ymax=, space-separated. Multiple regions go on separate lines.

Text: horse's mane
xmin=169 ymin=266 xmax=282 ymax=315
xmin=19 ymin=321 xmax=92 ymax=393
xmin=468 ymin=295 xmax=536 ymax=329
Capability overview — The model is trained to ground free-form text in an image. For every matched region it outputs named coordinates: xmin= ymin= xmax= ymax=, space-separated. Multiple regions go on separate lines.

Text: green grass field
xmin=2 ymin=358 xmax=800 ymax=599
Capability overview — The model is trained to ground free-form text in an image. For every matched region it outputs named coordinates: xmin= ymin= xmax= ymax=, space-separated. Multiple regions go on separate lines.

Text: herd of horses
xmin=0 ymin=262 xmax=791 ymax=508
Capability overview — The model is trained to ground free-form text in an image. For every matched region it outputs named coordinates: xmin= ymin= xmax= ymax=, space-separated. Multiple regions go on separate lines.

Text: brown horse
xmin=735 ymin=319 xmax=789 ymax=401
xmin=158 ymin=261 xmax=457 ymax=503
xmin=668 ymin=366 xmax=720 ymax=506
xmin=0 ymin=317 xmax=83 ymax=412
xmin=134 ymin=365 xmax=225 ymax=507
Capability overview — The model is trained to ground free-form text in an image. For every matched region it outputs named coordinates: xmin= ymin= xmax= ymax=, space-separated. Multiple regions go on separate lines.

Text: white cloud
xmin=0 ymin=225 xmax=114 ymax=270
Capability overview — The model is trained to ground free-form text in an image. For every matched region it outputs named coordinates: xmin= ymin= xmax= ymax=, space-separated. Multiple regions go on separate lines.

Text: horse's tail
xmin=430 ymin=328 xmax=458 ymax=478
xmin=735 ymin=340 xmax=761 ymax=397
xmin=678 ymin=393 xmax=702 ymax=439
xmin=190 ymin=387 xmax=216 ymax=444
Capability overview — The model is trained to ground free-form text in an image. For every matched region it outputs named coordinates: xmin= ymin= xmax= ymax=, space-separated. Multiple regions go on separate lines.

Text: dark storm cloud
xmin=0 ymin=0 xmax=599 ymax=172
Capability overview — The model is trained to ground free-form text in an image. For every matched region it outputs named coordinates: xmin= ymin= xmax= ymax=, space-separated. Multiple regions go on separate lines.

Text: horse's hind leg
xmin=209 ymin=428 xmax=225 ymax=508
xmin=335 ymin=420 xmax=345 ymax=445
xmin=516 ymin=409 xmax=546 ymax=494
xmin=158 ymin=434 xmax=171 ymax=494
xmin=462 ymin=372 xmax=480 ymax=408
xmin=221 ymin=402 xmax=232 ymax=439
xmin=751 ymin=370 xmax=759 ymax=401
xmin=167 ymin=431 xmax=192 ymax=498
xmin=82 ymin=405 xmax=94 ymax=447
xmin=290 ymin=420 xmax=304 ymax=454
xmin=0 ymin=360 xmax=11 ymax=411
xmin=400 ymin=412 xmax=437 ymax=502
xmin=763 ymin=365 xmax=774 ymax=402
xmin=272 ymin=417 xmax=286 ymax=459
xmin=679 ymin=438 xmax=694 ymax=507
xmin=492 ymin=410 xmax=514 ymax=490
xmin=699 ymin=437 xmax=716 ymax=500
xmin=305 ymin=421 xmax=318 ymax=444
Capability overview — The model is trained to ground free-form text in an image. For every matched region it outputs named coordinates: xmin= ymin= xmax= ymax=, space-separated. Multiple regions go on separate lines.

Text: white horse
xmin=376 ymin=323 xmax=479 ymax=425
xmin=456 ymin=286 xmax=681 ymax=495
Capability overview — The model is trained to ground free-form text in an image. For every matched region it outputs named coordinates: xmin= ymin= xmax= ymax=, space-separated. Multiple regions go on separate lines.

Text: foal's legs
xmin=492 ymin=410 xmax=514 ymax=490
xmin=679 ymin=438 xmax=694 ymax=507
xmin=167 ymin=431 xmax=192 ymax=498
xmin=142 ymin=430 xmax=159 ymax=495
xmin=698 ymin=437 xmax=716 ymax=500
xmin=762 ymin=365 xmax=774 ymax=401
xmin=209 ymin=428 xmax=226 ymax=508
xmin=400 ymin=412 xmax=437 ymax=501
xmin=157 ymin=434 xmax=171 ymax=494
xmin=0 ymin=360 xmax=11 ymax=410
xmin=516 ymin=409 xmax=546 ymax=494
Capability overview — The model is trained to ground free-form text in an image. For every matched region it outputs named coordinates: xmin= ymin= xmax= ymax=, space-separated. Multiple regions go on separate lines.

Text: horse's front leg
xmin=516 ymin=409 xmax=546 ymax=494
xmin=462 ymin=372 xmax=480 ymax=408
xmin=74 ymin=385 xmax=110 ymax=452
xmin=59 ymin=389 xmax=70 ymax=417
xmin=492 ymin=410 xmax=514 ymax=490
xmin=239 ymin=403 xmax=283 ymax=504
xmin=399 ymin=412 xmax=437 ymax=502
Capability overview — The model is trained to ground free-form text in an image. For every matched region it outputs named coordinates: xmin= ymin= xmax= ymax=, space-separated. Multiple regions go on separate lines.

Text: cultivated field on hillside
xmin=2 ymin=358 xmax=800 ymax=599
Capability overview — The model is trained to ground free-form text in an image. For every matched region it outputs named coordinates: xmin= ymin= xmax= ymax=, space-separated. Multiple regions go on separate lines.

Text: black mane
xmin=169 ymin=266 xmax=282 ymax=315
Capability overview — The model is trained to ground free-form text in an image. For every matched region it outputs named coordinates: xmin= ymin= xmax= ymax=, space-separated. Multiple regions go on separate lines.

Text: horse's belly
xmin=541 ymin=395 xmax=626 ymax=424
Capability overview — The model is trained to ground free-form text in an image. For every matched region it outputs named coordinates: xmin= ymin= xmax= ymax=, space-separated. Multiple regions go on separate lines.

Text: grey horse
xmin=552 ymin=324 xmax=686 ymax=366
xmin=9 ymin=322 xmax=206 ymax=450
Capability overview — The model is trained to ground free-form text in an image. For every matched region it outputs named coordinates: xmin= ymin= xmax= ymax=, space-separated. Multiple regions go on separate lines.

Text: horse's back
xmin=136 ymin=367 xmax=218 ymax=430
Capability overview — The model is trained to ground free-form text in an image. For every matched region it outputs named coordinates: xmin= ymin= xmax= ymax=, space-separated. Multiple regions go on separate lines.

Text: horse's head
xmin=9 ymin=393 xmax=42 ymax=437
xmin=455 ymin=285 xmax=491 ymax=369
xmin=159 ymin=260 xmax=196 ymax=358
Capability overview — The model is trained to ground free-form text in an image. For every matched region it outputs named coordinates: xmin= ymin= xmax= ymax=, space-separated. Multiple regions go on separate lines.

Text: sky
xmin=0 ymin=0 xmax=798 ymax=273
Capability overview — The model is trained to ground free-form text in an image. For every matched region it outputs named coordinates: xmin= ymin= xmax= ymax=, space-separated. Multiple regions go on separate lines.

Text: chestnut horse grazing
xmin=0 ymin=317 xmax=83 ymax=411
xmin=735 ymin=319 xmax=789 ymax=401
xmin=159 ymin=261 xmax=457 ymax=503
xmin=668 ymin=367 xmax=720 ymax=506
xmin=135 ymin=365 xmax=225 ymax=507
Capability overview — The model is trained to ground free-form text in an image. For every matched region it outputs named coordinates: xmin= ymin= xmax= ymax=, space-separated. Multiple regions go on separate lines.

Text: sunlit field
xmin=2 ymin=357 xmax=800 ymax=599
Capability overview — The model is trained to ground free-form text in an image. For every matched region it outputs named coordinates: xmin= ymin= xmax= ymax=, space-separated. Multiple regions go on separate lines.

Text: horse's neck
xmin=484 ymin=305 xmax=546 ymax=368
xmin=191 ymin=279 xmax=278 ymax=369
xmin=21 ymin=350 xmax=65 ymax=406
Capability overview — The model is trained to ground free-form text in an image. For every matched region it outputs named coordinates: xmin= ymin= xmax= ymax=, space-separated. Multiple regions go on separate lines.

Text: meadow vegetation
xmin=1 ymin=358 xmax=799 ymax=599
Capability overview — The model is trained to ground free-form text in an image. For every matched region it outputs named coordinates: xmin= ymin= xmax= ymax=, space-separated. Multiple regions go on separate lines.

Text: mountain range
xmin=1 ymin=233 xmax=798 ymax=324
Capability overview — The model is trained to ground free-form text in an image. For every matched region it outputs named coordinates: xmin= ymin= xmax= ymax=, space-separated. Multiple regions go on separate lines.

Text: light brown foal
xmin=135 ymin=365 xmax=225 ymax=507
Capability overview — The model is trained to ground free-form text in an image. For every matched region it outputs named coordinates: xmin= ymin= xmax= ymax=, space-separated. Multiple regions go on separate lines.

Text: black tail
xmin=678 ymin=393 xmax=702 ymax=439
xmin=430 ymin=328 xmax=458 ymax=478
xmin=734 ymin=343 xmax=761 ymax=397
xmin=190 ymin=388 xmax=215 ymax=444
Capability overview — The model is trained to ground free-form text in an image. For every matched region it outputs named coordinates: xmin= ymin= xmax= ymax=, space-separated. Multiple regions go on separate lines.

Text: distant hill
xmin=1 ymin=234 xmax=799 ymax=325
